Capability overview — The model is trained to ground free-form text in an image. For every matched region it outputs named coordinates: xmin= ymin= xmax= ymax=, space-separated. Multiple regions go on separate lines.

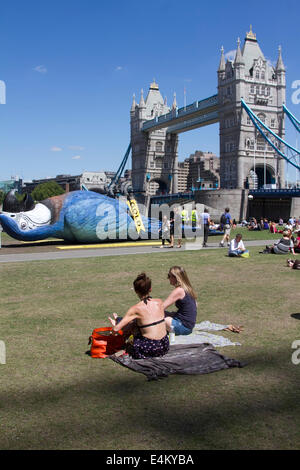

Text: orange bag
xmin=88 ymin=327 xmax=125 ymax=358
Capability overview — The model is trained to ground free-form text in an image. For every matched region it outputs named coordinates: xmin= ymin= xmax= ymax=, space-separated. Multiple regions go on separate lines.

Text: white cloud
xmin=68 ymin=145 xmax=85 ymax=151
xmin=34 ymin=65 xmax=48 ymax=74
xmin=72 ymin=155 xmax=81 ymax=160
xmin=50 ymin=146 xmax=62 ymax=152
xmin=225 ymin=50 xmax=236 ymax=62
xmin=115 ymin=66 xmax=123 ymax=71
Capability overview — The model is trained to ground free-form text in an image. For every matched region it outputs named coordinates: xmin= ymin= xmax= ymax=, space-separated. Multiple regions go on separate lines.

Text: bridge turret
xmin=130 ymin=80 xmax=178 ymax=200
xmin=218 ymin=26 xmax=286 ymax=189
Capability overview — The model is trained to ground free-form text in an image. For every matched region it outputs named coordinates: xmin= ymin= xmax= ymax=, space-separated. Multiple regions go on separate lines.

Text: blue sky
xmin=0 ymin=0 xmax=300 ymax=182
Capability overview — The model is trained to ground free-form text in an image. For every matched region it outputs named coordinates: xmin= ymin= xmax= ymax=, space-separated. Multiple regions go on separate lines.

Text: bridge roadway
xmin=142 ymin=94 xmax=219 ymax=134
xmin=0 ymin=238 xmax=276 ymax=263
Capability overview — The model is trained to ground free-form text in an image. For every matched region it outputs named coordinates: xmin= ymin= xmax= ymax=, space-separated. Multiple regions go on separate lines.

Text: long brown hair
xmin=168 ymin=266 xmax=197 ymax=299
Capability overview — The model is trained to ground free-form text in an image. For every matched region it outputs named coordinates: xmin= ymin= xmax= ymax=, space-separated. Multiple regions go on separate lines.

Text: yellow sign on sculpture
xmin=127 ymin=199 xmax=145 ymax=234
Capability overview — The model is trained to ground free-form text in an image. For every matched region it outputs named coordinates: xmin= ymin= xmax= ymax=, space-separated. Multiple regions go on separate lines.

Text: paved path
xmin=0 ymin=239 xmax=275 ymax=264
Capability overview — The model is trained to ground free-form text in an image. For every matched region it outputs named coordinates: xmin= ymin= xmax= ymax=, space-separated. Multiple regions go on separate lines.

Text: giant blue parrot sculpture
xmin=0 ymin=190 xmax=160 ymax=243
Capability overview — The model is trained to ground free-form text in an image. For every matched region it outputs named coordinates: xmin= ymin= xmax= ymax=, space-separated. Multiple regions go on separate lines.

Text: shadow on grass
xmin=0 ymin=345 xmax=300 ymax=450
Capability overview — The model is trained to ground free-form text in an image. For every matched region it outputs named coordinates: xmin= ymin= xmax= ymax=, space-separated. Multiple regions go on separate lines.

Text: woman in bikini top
xmin=110 ymin=275 xmax=167 ymax=341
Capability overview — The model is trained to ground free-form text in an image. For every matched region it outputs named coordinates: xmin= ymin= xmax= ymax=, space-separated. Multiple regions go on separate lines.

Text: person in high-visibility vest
xmin=178 ymin=208 xmax=189 ymax=248
xmin=181 ymin=209 xmax=189 ymax=223
xmin=191 ymin=208 xmax=199 ymax=228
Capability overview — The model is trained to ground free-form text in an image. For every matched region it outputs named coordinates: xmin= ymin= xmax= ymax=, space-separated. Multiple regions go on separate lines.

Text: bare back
xmin=135 ymin=298 xmax=167 ymax=340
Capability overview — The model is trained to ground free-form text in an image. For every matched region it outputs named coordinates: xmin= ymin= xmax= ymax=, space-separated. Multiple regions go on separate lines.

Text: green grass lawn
xmin=0 ymin=246 xmax=300 ymax=450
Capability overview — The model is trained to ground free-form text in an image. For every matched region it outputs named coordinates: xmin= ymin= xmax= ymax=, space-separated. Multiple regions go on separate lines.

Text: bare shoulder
xmin=151 ymin=298 xmax=164 ymax=307
xmin=173 ymin=287 xmax=185 ymax=298
xmin=151 ymin=297 xmax=163 ymax=303
xmin=126 ymin=303 xmax=140 ymax=316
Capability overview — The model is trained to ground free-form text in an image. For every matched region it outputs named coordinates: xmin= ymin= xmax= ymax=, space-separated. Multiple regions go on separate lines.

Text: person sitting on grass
xmin=248 ymin=217 xmax=258 ymax=231
xmin=264 ymin=230 xmax=296 ymax=255
xmin=263 ymin=218 xmax=270 ymax=230
xmin=294 ymin=231 xmax=300 ymax=253
xmin=228 ymin=233 xmax=249 ymax=257
xmin=163 ymin=266 xmax=243 ymax=335
xmin=109 ymin=273 xmax=169 ymax=359
xmin=163 ymin=266 xmax=197 ymax=336
xmin=269 ymin=221 xmax=277 ymax=233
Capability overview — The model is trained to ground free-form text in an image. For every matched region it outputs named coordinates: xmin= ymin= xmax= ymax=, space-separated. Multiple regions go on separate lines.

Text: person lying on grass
xmin=109 ymin=273 xmax=169 ymax=359
xmin=286 ymin=259 xmax=300 ymax=269
xmin=163 ymin=265 xmax=243 ymax=335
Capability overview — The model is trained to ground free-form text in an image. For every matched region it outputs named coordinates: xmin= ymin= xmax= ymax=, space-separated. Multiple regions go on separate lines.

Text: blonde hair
xmin=168 ymin=266 xmax=197 ymax=299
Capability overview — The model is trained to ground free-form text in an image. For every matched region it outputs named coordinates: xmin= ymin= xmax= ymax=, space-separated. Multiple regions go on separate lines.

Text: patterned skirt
xmin=131 ymin=334 xmax=169 ymax=360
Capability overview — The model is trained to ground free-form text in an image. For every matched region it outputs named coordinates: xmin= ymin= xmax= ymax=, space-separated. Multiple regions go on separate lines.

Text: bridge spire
xmin=234 ymin=37 xmax=244 ymax=65
xmin=172 ymin=92 xmax=177 ymax=110
xmin=218 ymin=46 xmax=225 ymax=72
xmin=139 ymin=89 xmax=145 ymax=108
xmin=131 ymin=93 xmax=136 ymax=112
xmin=276 ymin=45 xmax=285 ymax=72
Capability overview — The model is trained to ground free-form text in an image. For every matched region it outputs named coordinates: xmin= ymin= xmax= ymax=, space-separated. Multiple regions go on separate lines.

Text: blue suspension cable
xmin=108 ymin=143 xmax=132 ymax=189
xmin=282 ymin=105 xmax=300 ymax=133
xmin=241 ymin=99 xmax=300 ymax=171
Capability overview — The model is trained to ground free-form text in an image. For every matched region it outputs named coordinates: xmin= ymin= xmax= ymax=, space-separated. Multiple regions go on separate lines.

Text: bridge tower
xmin=218 ymin=26 xmax=286 ymax=189
xmin=130 ymin=80 xmax=178 ymax=200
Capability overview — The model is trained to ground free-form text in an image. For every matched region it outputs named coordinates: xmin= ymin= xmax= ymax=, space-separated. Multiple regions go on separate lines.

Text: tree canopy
xmin=31 ymin=181 xmax=65 ymax=201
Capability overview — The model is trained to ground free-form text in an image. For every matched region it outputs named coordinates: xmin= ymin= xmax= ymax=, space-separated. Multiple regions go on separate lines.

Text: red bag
xmin=88 ymin=327 xmax=125 ymax=358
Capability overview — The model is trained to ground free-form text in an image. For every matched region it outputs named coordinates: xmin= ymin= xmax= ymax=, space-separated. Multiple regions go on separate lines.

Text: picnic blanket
xmin=110 ymin=343 xmax=245 ymax=381
xmin=179 ymin=321 xmax=242 ymax=348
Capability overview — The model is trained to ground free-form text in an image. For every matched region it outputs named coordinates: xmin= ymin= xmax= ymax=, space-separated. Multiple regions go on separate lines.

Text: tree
xmin=31 ymin=181 xmax=65 ymax=201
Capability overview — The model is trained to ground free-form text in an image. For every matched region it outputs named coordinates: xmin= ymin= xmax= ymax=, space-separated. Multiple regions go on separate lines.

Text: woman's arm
xmin=290 ymin=240 xmax=296 ymax=255
xmin=112 ymin=306 xmax=138 ymax=333
xmin=163 ymin=287 xmax=185 ymax=309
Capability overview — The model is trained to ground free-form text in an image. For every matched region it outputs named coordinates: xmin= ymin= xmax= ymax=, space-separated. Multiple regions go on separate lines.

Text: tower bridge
xmin=130 ymin=26 xmax=289 ymax=207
